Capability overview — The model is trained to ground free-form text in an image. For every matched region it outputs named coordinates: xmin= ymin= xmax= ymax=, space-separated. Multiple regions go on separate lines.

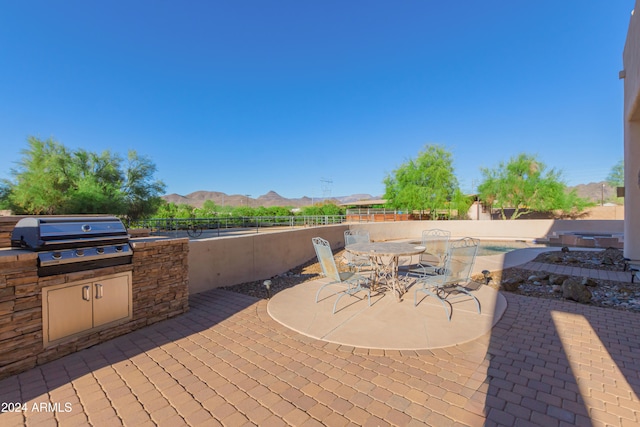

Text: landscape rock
xmin=561 ymin=246 xmax=570 ymax=253
xmin=501 ymin=277 xmax=524 ymax=292
xmin=581 ymin=277 xmax=598 ymax=287
xmin=562 ymin=278 xmax=592 ymax=303
xmin=547 ymin=254 xmax=563 ymax=263
xmin=601 ymin=256 xmax=615 ymax=265
xmin=549 ymin=274 xmax=568 ymax=286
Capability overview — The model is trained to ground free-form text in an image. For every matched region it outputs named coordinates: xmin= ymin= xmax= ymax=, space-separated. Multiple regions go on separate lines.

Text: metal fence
xmin=127 ymin=216 xmax=346 ymax=238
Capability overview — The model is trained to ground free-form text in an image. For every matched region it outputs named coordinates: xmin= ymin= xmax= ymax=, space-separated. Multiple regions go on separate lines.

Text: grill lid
xmin=11 ymin=216 xmax=129 ymax=250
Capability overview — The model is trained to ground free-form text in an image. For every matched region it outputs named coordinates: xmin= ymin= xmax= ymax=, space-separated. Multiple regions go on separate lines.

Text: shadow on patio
xmin=1 ymin=247 xmax=639 ymax=426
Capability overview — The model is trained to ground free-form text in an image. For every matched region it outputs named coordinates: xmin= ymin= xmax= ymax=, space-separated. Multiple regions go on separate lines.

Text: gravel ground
xmin=473 ymin=247 xmax=640 ymax=313
xmin=222 ymin=247 xmax=640 ymax=313
xmin=221 ymin=254 xmax=328 ymax=300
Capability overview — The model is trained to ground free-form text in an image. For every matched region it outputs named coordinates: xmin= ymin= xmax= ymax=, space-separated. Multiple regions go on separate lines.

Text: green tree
xmin=253 ymin=206 xmax=271 ymax=217
xmin=5 ymin=137 xmax=165 ymax=219
xmin=155 ymin=201 xmax=179 ymax=218
xmin=605 ymin=160 xmax=624 ymax=205
xmin=63 ymin=149 xmax=126 ymax=214
xmin=477 ymin=153 xmax=590 ymax=219
xmin=265 ymin=206 xmax=293 ymax=216
xmin=121 ymin=150 xmax=166 ymax=220
xmin=154 ymin=202 xmax=196 ymax=219
xmin=299 ymin=201 xmax=344 ymax=216
xmin=8 ymin=137 xmax=71 ymax=214
xmin=383 ymin=145 xmax=459 ymax=219
xmin=449 ymin=188 xmax=473 ymax=219
xmin=174 ymin=203 xmax=195 ymax=219
xmin=232 ymin=206 xmax=255 ymax=217
xmin=0 ymin=180 xmax=11 ymax=210
xmin=606 ymin=160 xmax=624 ymax=188
xmin=299 ymin=204 xmax=323 ymax=216
xmin=318 ymin=202 xmax=344 ymax=216
xmin=192 ymin=200 xmax=220 ymax=217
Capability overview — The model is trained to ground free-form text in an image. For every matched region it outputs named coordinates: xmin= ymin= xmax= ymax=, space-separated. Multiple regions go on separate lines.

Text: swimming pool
xmin=477 ymin=240 xmax=547 ymax=256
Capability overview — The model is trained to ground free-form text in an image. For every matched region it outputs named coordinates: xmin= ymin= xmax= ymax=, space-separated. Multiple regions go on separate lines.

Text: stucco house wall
xmin=623 ymin=3 xmax=640 ymax=260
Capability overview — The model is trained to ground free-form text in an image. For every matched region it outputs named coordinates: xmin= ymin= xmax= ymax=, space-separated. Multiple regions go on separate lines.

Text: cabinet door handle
xmin=82 ymin=286 xmax=91 ymax=301
xmin=95 ymin=283 xmax=103 ymax=299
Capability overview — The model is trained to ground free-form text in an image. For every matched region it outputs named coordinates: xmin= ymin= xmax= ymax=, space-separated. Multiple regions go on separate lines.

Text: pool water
xmin=477 ymin=240 xmax=546 ymax=256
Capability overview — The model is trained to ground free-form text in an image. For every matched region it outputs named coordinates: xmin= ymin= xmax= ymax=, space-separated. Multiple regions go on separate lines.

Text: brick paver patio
xmin=1 ymin=262 xmax=639 ymax=426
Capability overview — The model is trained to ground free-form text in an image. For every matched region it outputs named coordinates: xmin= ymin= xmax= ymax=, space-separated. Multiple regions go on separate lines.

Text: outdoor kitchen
xmin=0 ymin=216 xmax=190 ymax=380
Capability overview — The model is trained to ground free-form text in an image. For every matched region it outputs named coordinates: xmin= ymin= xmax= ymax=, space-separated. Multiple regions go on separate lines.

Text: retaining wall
xmin=187 ymin=219 xmax=623 ymax=294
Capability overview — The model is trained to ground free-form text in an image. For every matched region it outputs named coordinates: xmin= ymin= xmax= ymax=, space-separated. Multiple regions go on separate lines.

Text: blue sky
xmin=0 ymin=1 xmax=634 ymax=199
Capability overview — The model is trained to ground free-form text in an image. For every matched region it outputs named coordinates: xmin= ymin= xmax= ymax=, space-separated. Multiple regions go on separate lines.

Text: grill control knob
xmin=96 ymin=247 xmax=105 ymax=254
xmin=52 ymin=252 xmax=62 ymax=260
xmin=115 ymin=245 xmax=123 ymax=252
xmin=75 ymin=249 xmax=84 ymax=257
xmin=81 ymin=224 xmax=92 ymax=232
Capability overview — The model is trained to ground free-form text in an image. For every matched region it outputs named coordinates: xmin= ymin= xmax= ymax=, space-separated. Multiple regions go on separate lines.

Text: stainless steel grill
xmin=11 ymin=216 xmax=132 ymax=276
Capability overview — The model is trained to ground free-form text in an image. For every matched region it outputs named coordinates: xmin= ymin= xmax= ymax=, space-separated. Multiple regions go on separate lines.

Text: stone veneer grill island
xmin=0 ymin=216 xmax=189 ymax=380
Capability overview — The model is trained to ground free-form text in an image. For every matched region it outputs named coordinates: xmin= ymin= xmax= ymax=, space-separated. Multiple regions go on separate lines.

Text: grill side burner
xmin=11 ymin=216 xmax=133 ymax=277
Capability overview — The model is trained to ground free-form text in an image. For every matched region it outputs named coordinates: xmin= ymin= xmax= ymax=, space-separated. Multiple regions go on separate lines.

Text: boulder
xmin=528 ymin=273 xmax=549 ymax=282
xmin=562 ymin=278 xmax=592 ymax=303
xmin=501 ymin=277 xmax=524 ymax=292
xmin=547 ymin=254 xmax=563 ymax=263
xmin=601 ymin=256 xmax=615 ymax=266
xmin=561 ymin=246 xmax=570 ymax=253
xmin=581 ymin=277 xmax=598 ymax=287
xmin=549 ymin=274 xmax=568 ymax=286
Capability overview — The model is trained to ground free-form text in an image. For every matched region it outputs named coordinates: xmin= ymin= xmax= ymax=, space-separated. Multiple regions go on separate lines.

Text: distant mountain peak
xmin=161 ymin=190 xmax=377 ymax=208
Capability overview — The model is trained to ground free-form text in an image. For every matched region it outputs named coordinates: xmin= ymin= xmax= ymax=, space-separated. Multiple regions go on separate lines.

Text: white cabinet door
xmin=93 ymin=274 xmax=131 ymax=328
xmin=46 ymin=283 xmax=93 ymax=343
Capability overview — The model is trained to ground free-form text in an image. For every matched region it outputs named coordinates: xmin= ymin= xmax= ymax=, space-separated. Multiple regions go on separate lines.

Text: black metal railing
xmin=127 ymin=215 xmax=346 ymax=238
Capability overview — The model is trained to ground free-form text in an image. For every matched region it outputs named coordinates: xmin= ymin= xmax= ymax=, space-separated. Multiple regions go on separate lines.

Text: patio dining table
xmin=345 ymin=241 xmax=426 ymax=300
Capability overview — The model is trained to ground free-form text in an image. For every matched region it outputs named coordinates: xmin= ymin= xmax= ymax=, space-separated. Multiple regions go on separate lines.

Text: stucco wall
xmin=188 ymin=224 xmax=348 ymax=294
xmin=187 ymin=220 xmax=623 ymax=294
xmin=624 ymin=7 xmax=640 ymax=119
xmin=348 ymin=220 xmax=623 ymax=242
xmin=623 ymin=3 xmax=640 ymax=259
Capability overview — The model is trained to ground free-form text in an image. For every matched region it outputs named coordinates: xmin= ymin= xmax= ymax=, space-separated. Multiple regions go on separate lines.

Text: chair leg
xmin=414 ymin=287 xmax=451 ymax=320
xmin=332 ymin=280 xmax=372 ymax=314
xmin=454 ymin=286 xmax=481 ymax=314
xmin=332 ymin=292 xmax=348 ymax=314
xmin=315 ymin=280 xmax=338 ymax=303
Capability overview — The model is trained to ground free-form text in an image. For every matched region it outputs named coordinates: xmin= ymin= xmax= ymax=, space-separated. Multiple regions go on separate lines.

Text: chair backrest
xmin=312 ymin=237 xmax=341 ymax=282
xmin=344 ymin=230 xmax=370 ymax=246
xmin=442 ymin=237 xmax=479 ymax=286
xmin=343 ymin=230 xmax=371 ymax=265
xmin=420 ymin=229 xmax=451 ymax=266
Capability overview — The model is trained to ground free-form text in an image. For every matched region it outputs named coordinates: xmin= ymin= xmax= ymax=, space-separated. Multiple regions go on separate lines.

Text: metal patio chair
xmin=408 ymin=229 xmax=451 ymax=278
xmin=343 ymin=230 xmax=373 ymax=272
xmin=414 ymin=237 xmax=481 ymax=321
xmin=312 ymin=237 xmax=371 ymax=314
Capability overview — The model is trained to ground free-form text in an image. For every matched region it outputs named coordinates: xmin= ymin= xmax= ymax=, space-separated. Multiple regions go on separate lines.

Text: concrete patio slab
xmin=267 ymin=278 xmax=506 ymax=350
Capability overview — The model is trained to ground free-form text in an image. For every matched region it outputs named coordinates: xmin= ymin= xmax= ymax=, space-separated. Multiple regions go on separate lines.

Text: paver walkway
xmin=1 ymin=276 xmax=639 ymax=426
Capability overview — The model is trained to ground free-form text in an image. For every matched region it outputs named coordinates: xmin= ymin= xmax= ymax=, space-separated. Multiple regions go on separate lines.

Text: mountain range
xmin=161 ymin=181 xmax=620 ymax=209
xmin=161 ymin=190 xmax=377 ymax=208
